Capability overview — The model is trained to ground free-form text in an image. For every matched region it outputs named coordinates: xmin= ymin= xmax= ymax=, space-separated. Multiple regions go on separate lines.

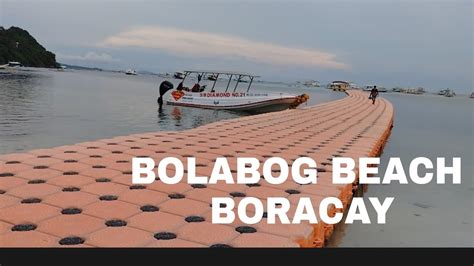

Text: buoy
xmin=289 ymin=93 xmax=310 ymax=109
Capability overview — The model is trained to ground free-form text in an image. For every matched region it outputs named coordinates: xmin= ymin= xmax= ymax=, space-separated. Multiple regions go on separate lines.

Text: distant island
xmin=0 ymin=26 xmax=59 ymax=68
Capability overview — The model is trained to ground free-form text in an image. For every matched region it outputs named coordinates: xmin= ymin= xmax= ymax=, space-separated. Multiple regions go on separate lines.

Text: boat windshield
xmin=181 ymin=70 xmax=260 ymax=92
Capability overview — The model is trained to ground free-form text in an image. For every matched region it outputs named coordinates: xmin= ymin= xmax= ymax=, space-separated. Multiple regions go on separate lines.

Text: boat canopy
xmin=182 ymin=70 xmax=259 ymax=78
xmin=180 ymin=70 xmax=260 ymax=92
xmin=331 ymin=80 xmax=349 ymax=84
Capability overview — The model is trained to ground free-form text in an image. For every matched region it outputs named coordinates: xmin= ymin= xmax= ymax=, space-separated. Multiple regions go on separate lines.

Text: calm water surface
xmin=0 ymin=68 xmax=343 ymax=152
xmin=0 ymin=68 xmax=472 ymax=247
xmin=330 ymin=93 xmax=473 ymax=247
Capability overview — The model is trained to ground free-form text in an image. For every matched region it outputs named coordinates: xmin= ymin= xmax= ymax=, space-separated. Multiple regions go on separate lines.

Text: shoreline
xmin=1 ymin=67 xmax=472 ymax=97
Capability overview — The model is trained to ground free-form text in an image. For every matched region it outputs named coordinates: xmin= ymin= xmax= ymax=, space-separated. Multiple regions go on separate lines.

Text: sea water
xmin=0 ymin=68 xmax=342 ymax=152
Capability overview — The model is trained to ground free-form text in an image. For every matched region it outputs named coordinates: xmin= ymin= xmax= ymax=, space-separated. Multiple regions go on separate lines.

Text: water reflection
xmin=157 ymin=104 xmax=241 ymax=129
xmin=170 ymin=107 xmax=182 ymax=121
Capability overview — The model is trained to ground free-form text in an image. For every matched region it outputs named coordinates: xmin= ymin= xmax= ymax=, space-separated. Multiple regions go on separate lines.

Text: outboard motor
xmin=157 ymin=80 xmax=174 ymax=110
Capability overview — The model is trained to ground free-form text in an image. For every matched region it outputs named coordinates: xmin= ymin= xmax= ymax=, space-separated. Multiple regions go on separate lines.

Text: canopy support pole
xmin=225 ymin=75 xmax=233 ymax=92
xmin=211 ymin=74 xmax=219 ymax=91
xmin=233 ymin=75 xmax=241 ymax=92
xmin=247 ymin=77 xmax=254 ymax=92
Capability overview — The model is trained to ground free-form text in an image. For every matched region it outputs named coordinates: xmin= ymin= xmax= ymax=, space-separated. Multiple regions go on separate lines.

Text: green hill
xmin=0 ymin=26 xmax=58 ymax=68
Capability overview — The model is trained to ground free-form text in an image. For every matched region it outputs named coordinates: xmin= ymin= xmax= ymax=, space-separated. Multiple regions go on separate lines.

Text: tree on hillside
xmin=0 ymin=26 xmax=58 ymax=68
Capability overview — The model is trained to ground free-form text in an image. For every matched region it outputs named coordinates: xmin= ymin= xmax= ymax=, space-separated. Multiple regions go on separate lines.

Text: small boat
xmin=470 ymin=92 xmax=474 ymax=99
xmin=403 ymin=87 xmax=424 ymax=95
xmin=125 ymin=69 xmax=137 ymax=75
xmin=349 ymin=82 xmax=361 ymax=90
xmin=303 ymin=80 xmax=320 ymax=87
xmin=7 ymin=61 xmax=22 ymax=67
xmin=159 ymin=70 xmax=309 ymax=113
xmin=439 ymin=89 xmax=455 ymax=97
xmin=207 ymin=74 xmax=218 ymax=81
xmin=235 ymin=76 xmax=248 ymax=83
xmin=328 ymin=81 xmax=350 ymax=91
xmin=438 ymin=89 xmax=448 ymax=95
xmin=56 ymin=65 xmax=67 ymax=72
xmin=444 ymin=89 xmax=456 ymax=97
xmin=0 ymin=61 xmax=22 ymax=69
xmin=415 ymin=87 xmax=425 ymax=94
xmin=174 ymin=71 xmax=185 ymax=79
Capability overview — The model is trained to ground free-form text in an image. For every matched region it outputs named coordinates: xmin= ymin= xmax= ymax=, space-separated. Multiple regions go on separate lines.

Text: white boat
xmin=207 ymin=74 xmax=218 ymax=81
xmin=174 ymin=71 xmax=185 ymax=79
xmin=158 ymin=70 xmax=309 ymax=113
xmin=438 ymin=89 xmax=448 ymax=95
xmin=328 ymin=81 xmax=350 ymax=91
xmin=439 ymin=89 xmax=455 ymax=97
xmin=235 ymin=76 xmax=248 ymax=83
xmin=349 ymin=82 xmax=361 ymax=90
xmin=414 ymin=87 xmax=425 ymax=94
xmin=125 ymin=69 xmax=137 ymax=75
xmin=0 ymin=61 xmax=22 ymax=69
xmin=303 ymin=80 xmax=320 ymax=87
xmin=401 ymin=87 xmax=424 ymax=95
xmin=444 ymin=89 xmax=456 ymax=97
xmin=7 ymin=61 xmax=22 ymax=67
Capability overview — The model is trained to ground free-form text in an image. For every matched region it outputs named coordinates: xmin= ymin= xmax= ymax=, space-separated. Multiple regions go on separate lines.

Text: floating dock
xmin=0 ymin=90 xmax=393 ymax=247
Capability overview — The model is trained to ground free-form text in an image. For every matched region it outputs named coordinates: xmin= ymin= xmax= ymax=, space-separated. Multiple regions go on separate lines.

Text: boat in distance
xmin=159 ymin=70 xmax=309 ymax=113
xmin=174 ymin=71 xmax=185 ymax=79
xmin=125 ymin=69 xmax=137 ymax=75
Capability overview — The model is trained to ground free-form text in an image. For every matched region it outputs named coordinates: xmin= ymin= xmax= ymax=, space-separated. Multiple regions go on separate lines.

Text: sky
xmin=1 ymin=0 xmax=472 ymax=91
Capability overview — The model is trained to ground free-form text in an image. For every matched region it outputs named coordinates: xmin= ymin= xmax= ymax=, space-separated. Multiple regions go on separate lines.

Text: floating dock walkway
xmin=0 ymin=90 xmax=393 ymax=247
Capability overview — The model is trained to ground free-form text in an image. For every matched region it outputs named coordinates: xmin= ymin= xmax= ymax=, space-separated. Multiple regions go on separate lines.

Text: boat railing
xmin=180 ymin=70 xmax=259 ymax=93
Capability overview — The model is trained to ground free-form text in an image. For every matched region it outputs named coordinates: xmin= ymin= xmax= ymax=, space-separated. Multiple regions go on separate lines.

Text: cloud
xmin=99 ymin=26 xmax=348 ymax=69
xmin=57 ymin=51 xmax=119 ymax=62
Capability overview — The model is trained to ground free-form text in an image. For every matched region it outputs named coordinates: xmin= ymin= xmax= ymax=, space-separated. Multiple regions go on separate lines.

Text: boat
xmin=438 ymin=89 xmax=448 ymax=95
xmin=7 ymin=61 xmax=22 ymax=67
xmin=56 ymin=65 xmax=66 ymax=72
xmin=328 ymin=81 xmax=350 ymax=91
xmin=349 ymin=82 xmax=361 ymax=90
xmin=174 ymin=71 xmax=185 ymax=79
xmin=235 ymin=76 xmax=248 ymax=83
xmin=158 ymin=70 xmax=309 ymax=113
xmin=414 ymin=87 xmax=425 ymax=94
xmin=207 ymin=74 xmax=218 ymax=81
xmin=303 ymin=80 xmax=320 ymax=87
xmin=439 ymin=89 xmax=455 ymax=97
xmin=125 ymin=69 xmax=137 ymax=75
xmin=444 ymin=89 xmax=456 ymax=97
xmin=470 ymin=92 xmax=474 ymax=99
xmin=0 ymin=61 xmax=22 ymax=69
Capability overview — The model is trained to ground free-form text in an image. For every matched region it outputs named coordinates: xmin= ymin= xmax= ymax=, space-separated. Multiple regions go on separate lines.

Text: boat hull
xmin=166 ymin=91 xmax=298 ymax=113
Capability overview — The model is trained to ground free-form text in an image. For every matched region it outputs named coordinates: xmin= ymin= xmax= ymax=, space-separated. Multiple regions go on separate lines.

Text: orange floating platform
xmin=0 ymin=90 xmax=394 ymax=247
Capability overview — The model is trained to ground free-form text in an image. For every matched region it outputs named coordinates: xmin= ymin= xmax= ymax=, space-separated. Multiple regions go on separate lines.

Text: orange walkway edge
xmin=0 ymin=90 xmax=394 ymax=247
